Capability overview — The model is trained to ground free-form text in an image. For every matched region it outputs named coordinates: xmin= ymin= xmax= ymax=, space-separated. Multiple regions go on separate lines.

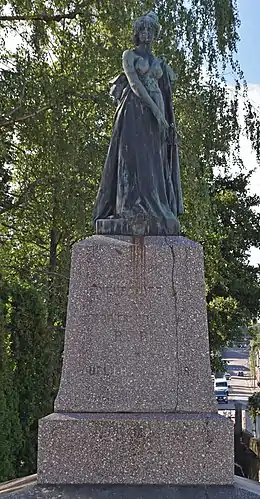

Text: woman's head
xmin=133 ymin=11 xmax=161 ymax=46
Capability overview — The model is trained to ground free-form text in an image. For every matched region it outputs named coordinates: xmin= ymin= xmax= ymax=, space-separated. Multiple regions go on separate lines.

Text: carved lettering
xmin=87 ymin=312 xmax=128 ymax=320
xmin=89 ymin=366 xmax=96 ymax=375
xmin=114 ymin=330 xmax=123 ymax=341
xmin=87 ymin=312 xmax=150 ymax=320
xmin=89 ymin=284 xmax=128 ymax=292
xmin=88 ymin=364 xmax=127 ymax=376
xmin=88 ymin=283 xmax=164 ymax=293
xmin=87 ymin=364 xmax=176 ymax=377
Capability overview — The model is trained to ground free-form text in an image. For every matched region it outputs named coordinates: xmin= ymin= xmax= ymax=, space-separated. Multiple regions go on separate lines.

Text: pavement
xmin=1 ymin=475 xmax=260 ymax=498
xmin=217 ymin=346 xmax=255 ymax=417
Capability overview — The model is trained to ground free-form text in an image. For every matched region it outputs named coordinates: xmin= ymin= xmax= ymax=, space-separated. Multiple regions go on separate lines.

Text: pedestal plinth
xmin=37 ymin=236 xmax=234 ymax=485
xmin=38 ymin=412 xmax=233 ymax=485
xmin=96 ymin=216 xmax=180 ymax=236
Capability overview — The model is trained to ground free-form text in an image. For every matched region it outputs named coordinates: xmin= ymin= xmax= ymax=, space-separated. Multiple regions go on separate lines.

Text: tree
xmin=0 ymin=278 xmax=22 ymax=481
xmin=248 ymin=392 xmax=260 ymax=424
xmin=0 ymin=278 xmax=54 ymax=479
xmin=207 ymin=171 xmax=260 ymax=366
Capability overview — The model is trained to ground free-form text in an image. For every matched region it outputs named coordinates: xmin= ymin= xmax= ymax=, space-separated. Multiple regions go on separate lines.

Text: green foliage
xmin=207 ymin=173 xmax=260 ymax=365
xmin=0 ymin=279 xmax=22 ymax=481
xmin=0 ymin=0 xmax=259 ymax=480
xmin=7 ymin=282 xmax=54 ymax=476
xmin=0 ymin=278 xmax=54 ymax=480
xmin=248 ymin=392 xmax=260 ymax=423
xmin=249 ymin=323 xmax=260 ymax=378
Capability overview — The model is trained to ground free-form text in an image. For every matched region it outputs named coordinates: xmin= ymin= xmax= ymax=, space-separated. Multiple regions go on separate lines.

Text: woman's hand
xmin=153 ymin=106 xmax=169 ymax=132
xmin=157 ymin=114 xmax=169 ymax=132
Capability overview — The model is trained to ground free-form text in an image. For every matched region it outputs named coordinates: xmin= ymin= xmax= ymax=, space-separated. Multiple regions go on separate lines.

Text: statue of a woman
xmin=93 ymin=11 xmax=183 ymax=236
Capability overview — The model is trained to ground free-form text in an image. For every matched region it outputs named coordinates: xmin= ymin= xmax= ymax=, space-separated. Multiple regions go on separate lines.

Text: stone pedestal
xmin=38 ymin=412 xmax=233 ymax=485
xmin=37 ymin=236 xmax=234 ymax=485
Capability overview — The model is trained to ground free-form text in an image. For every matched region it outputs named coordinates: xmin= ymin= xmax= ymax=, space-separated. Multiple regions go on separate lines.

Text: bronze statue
xmin=93 ymin=11 xmax=183 ymax=236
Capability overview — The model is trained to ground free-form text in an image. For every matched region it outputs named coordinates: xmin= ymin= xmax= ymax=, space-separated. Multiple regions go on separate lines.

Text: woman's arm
xmin=122 ymin=49 xmax=167 ymax=126
xmin=159 ymin=56 xmax=177 ymax=85
xmin=166 ymin=64 xmax=177 ymax=85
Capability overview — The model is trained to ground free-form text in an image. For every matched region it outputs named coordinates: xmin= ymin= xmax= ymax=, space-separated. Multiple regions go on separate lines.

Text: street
xmin=217 ymin=346 xmax=255 ymax=416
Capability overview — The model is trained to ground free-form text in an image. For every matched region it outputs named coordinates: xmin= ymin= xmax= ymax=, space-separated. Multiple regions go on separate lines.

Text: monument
xmin=37 ymin=11 xmax=235 ymax=489
xmin=2 ymin=9 xmax=260 ymax=499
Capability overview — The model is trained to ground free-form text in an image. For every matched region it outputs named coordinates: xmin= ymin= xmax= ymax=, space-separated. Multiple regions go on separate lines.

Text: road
xmin=217 ymin=346 xmax=255 ymax=414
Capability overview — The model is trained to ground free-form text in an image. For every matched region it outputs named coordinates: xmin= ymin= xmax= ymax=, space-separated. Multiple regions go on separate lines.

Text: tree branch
xmin=1 ymin=264 xmax=70 ymax=281
xmin=0 ymin=179 xmax=39 ymax=215
xmin=0 ymin=105 xmax=50 ymax=128
xmin=4 ymin=140 xmax=27 ymax=155
xmin=0 ymin=10 xmax=82 ymax=23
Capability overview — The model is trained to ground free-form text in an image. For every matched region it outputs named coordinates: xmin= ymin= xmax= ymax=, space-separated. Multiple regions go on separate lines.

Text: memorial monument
xmin=35 ymin=10 xmax=238 ymax=495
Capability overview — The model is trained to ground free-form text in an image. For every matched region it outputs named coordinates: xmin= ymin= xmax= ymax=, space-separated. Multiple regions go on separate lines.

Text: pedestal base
xmin=95 ymin=216 xmax=180 ymax=236
xmin=37 ymin=412 xmax=234 ymax=485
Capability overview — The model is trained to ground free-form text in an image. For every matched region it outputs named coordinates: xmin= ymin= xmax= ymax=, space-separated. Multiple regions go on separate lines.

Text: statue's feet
xmin=95 ymin=214 xmax=181 ymax=236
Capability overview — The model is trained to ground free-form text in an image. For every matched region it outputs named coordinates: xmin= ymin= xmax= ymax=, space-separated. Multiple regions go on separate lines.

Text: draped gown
xmin=93 ymin=52 xmax=183 ymax=235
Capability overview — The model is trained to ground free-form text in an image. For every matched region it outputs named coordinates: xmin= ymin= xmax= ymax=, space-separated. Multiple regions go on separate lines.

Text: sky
xmin=236 ymin=0 xmax=260 ymax=84
xmin=235 ymin=0 xmax=260 ymax=266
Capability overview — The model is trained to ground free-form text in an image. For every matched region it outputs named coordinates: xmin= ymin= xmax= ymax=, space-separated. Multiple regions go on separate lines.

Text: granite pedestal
xmin=37 ymin=236 xmax=234 ymax=485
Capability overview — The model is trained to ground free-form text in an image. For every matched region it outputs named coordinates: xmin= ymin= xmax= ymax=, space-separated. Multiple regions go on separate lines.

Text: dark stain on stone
xmin=131 ymin=237 xmax=146 ymax=294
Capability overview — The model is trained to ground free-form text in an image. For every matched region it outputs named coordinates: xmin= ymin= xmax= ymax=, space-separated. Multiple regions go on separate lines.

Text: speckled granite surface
xmin=37 ymin=412 xmax=233 ymax=484
xmin=55 ymin=236 xmax=216 ymax=413
xmin=37 ymin=236 xmax=233 ymax=485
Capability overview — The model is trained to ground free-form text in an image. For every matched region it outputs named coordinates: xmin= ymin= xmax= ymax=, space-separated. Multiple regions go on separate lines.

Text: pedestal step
xmin=37 ymin=412 xmax=234 ymax=485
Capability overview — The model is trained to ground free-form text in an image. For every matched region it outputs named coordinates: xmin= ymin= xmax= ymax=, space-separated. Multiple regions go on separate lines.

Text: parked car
xmin=215 ymin=388 xmax=228 ymax=404
xmin=214 ymin=378 xmax=229 ymax=394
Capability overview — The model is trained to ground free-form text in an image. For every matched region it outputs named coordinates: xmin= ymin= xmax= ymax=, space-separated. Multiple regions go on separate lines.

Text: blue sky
xmin=235 ymin=0 xmax=260 ymax=267
xmin=236 ymin=0 xmax=260 ymax=83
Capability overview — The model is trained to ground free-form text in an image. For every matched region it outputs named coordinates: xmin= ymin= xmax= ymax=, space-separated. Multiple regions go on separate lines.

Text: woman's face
xmin=138 ymin=20 xmax=155 ymax=44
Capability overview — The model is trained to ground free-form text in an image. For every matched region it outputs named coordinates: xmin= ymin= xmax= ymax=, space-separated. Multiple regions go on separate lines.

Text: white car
xmin=214 ymin=378 xmax=229 ymax=394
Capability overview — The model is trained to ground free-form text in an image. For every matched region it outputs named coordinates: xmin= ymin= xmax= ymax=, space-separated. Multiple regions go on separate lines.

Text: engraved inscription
xmin=87 ymin=312 xmax=150 ymax=320
xmin=112 ymin=329 xmax=152 ymax=343
xmin=87 ymin=364 xmax=176 ymax=376
xmin=89 ymin=283 xmax=164 ymax=293
xmin=114 ymin=330 xmax=123 ymax=341
xmin=87 ymin=312 xmax=153 ymax=344
xmin=88 ymin=364 xmax=127 ymax=376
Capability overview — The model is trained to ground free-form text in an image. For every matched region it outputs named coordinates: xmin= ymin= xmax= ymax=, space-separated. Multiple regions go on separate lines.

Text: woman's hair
xmin=133 ymin=11 xmax=161 ymax=45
